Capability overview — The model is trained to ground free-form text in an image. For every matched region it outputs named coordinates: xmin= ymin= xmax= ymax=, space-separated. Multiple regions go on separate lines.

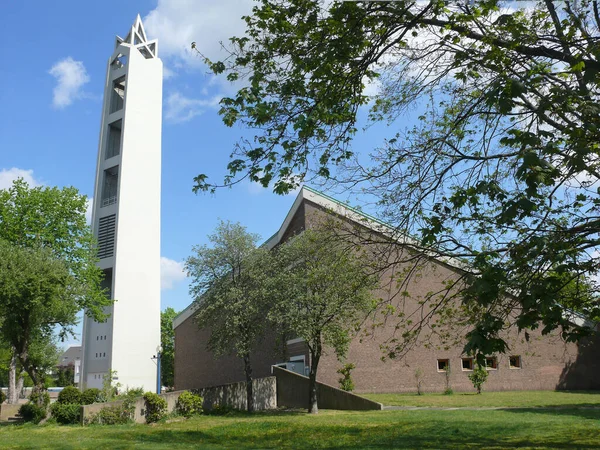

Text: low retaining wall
xmin=80 ymin=368 xmax=377 ymax=424
xmin=81 ymin=390 xmax=185 ymax=424
xmin=272 ymin=366 xmax=383 ymax=411
xmin=0 ymin=404 xmax=21 ymax=421
xmin=194 ymin=377 xmax=277 ymax=411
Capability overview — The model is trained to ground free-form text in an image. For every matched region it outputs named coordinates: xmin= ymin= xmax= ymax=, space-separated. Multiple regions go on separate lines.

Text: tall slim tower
xmin=81 ymin=15 xmax=162 ymax=391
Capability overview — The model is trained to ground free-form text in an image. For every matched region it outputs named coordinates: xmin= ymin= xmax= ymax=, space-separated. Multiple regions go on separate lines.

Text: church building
xmin=173 ymin=187 xmax=599 ymax=393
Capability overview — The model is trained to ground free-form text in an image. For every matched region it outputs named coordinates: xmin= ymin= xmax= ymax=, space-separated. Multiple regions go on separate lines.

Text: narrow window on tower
xmin=109 ymin=76 xmax=126 ymax=113
xmin=106 ymin=120 xmax=122 ymax=159
xmin=100 ymin=268 xmax=113 ymax=298
xmin=101 ymin=166 xmax=119 ymax=207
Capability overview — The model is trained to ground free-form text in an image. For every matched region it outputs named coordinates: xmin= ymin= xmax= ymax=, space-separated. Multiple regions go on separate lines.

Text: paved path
xmin=382 ymin=405 xmax=600 ymax=411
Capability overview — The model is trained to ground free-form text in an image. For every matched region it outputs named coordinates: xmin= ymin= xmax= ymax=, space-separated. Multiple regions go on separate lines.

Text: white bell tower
xmin=81 ymin=15 xmax=162 ymax=391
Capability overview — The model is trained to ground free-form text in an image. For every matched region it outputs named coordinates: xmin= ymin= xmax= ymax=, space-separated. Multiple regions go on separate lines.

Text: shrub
xmin=468 ymin=365 xmax=489 ymax=394
xmin=0 ymin=390 xmax=6 ymax=404
xmin=205 ymin=404 xmax=235 ymax=415
xmin=29 ymin=390 xmax=50 ymax=408
xmin=50 ymin=402 xmax=81 ymax=425
xmin=175 ymin=391 xmax=203 ymax=418
xmin=443 ymin=388 xmax=454 ymax=395
xmin=86 ymin=404 xmax=131 ymax=425
xmin=81 ymin=388 xmax=101 ymax=405
xmin=19 ymin=403 xmax=47 ymax=424
xmin=143 ymin=392 xmax=167 ymax=424
xmin=57 ymin=386 xmax=81 ymax=405
xmin=337 ymin=363 xmax=356 ymax=392
xmin=123 ymin=387 xmax=144 ymax=398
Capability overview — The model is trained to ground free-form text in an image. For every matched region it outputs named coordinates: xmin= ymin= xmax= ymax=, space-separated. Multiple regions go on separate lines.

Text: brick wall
xmin=174 ymin=196 xmax=600 ymax=394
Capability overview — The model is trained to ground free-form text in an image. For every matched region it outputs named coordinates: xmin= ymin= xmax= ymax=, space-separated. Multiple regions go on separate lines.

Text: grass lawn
xmin=1 ymin=408 xmax=599 ymax=449
xmin=362 ymin=390 xmax=600 ymax=408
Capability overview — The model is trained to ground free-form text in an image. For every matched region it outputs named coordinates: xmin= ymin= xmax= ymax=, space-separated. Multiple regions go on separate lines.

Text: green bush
xmin=468 ymin=365 xmax=489 ymax=394
xmin=143 ymin=392 xmax=167 ymax=424
xmin=19 ymin=403 xmax=47 ymax=424
xmin=205 ymin=404 xmax=235 ymax=415
xmin=86 ymin=404 xmax=132 ymax=425
xmin=50 ymin=402 xmax=81 ymax=425
xmin=175 ymin=391 xmax=203 ymax=418
xmin=337 ymin=363 xmax=356 ymax=392
xmin=123 ymin=387 xmax=144 ymax=398
xmin=57 ymin=386 xmax=81 ymax=405
xmin=0 ymin=390 xmax=6 ymax=404
xmin=29 ymin=390 xmax=50 ymax=408
xmin=443 ymin=388 xmax=454 ymax=395
xmin=80 ymin=388 xmax=101 ymax=405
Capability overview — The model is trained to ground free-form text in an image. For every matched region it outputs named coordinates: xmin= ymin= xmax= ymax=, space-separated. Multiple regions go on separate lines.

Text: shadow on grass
xmin=86 ymin=413 xmax=600 ymax=450
xmin=504 ymin=406 xmax=600 ymax=421
xmin=113 ymin=423 xmax=591 ymax=449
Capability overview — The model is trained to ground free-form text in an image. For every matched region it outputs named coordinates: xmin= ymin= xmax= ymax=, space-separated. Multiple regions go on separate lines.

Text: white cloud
xmin=164 ymin=91 xmax=220 ymax=123
xmin=144 ymin=0 xmax=253 ymax=69
xmin=49 ymin=57 xmax=90 ymax=108
xmin=0 ymin=167 xmax=43 ymax=190
xmin=161 ymin=256 xmax=187 ymax=290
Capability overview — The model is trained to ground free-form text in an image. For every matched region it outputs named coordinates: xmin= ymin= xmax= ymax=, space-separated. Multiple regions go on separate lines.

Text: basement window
xmin=461 ymin=358 xmax=474 ymax=371
xmin=485 ymin=357 xmax=498 ymax=370
xmin=437 ymin=359 xmax=449 ymax=372
xmin=109 ymin=76 xmax=126 ymax=113
xmin=509 ymin=356 xmax=522 ymax=369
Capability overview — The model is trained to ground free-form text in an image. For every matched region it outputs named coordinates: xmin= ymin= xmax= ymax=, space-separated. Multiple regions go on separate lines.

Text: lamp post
xmin=152 ymin=345 xmax=162 ymax=394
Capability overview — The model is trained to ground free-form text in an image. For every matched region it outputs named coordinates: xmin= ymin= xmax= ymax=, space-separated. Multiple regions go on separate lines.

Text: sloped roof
xmin=173 ymin=186 xmax=595 ymax=330
xmin=173 ymin=185 xmax=461 ymax=328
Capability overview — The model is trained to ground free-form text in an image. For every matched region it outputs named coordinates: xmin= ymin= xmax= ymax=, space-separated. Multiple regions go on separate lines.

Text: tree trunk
xmin=7 ymin=351 xmax=18 ymax=404
xmin=308 ymin=342 xmax=321 ymax=414
xmin=18 ymin=347 xmax=45 ymax=407
xmin=16 ymin=375 xmax=24 ymax=401
xmin=243 ymin=354 xmax=254 ymax=413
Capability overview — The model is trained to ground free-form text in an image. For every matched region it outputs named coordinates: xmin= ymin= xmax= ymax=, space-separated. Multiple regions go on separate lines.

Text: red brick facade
xmin=174 ymin=188 xmax=600 ymax=393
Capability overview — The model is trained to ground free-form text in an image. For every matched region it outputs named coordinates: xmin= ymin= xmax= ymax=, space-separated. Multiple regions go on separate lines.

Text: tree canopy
xmin=160 ymin=307 xmax=178 ymax=389
xmin=185 ymin=220 xmax=275 ymax=412
xmin=195 ymin=0 xmax=600 ymax=356
xmin=271 ymin=228 xmax=379 ymax=413
xmin=0 ymin=180 xmax=111 ymax=395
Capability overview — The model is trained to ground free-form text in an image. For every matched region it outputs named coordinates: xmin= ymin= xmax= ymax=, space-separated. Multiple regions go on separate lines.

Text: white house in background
xmin=58 ymin=346 xmax=82 ymax=386
xmin=81 ymin=15 xmax=162 ymax=391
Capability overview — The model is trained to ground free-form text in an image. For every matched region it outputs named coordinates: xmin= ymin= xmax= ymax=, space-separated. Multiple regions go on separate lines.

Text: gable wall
xmin=174 ymin=195 xmax=600 ymax=393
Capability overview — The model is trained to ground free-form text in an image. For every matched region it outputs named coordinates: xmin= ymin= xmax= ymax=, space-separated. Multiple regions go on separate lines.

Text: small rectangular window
xmin=509 ymin=355 xmax=522 ymax=369
xmin=486 ymin=357 xmax=497 ymax=370
xmin=437 ymin=359 xmax=449 ymax=372
xmin=461 ymin=358 xmax=474 ymax=371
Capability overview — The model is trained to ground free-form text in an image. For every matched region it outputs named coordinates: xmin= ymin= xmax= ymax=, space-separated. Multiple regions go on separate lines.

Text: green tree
xmin=160 ymin=307 xmax=178 ymax=389
xmin=195 ymin=0 xmax=600 ymax=356
xmin=272 ymin=229 xmax=379 ymax=413
xmin=468 ymin=365 xmax=489 ymax=394
xmin=185 ymin=220 xmax=274 ymax=412
xmin=0 ymin=180 xmax=111 ymax=402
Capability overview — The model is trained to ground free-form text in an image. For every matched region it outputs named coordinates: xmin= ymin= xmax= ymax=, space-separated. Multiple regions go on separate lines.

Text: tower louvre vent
xmin=97 ymin=214 xmax=117 ymax=259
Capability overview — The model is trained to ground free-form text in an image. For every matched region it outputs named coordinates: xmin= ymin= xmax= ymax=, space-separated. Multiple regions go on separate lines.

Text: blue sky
xmin=0 ymin=0 xmax=395 ymax=348
xmin=0 ymin=0 xmax=304 ymax=345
